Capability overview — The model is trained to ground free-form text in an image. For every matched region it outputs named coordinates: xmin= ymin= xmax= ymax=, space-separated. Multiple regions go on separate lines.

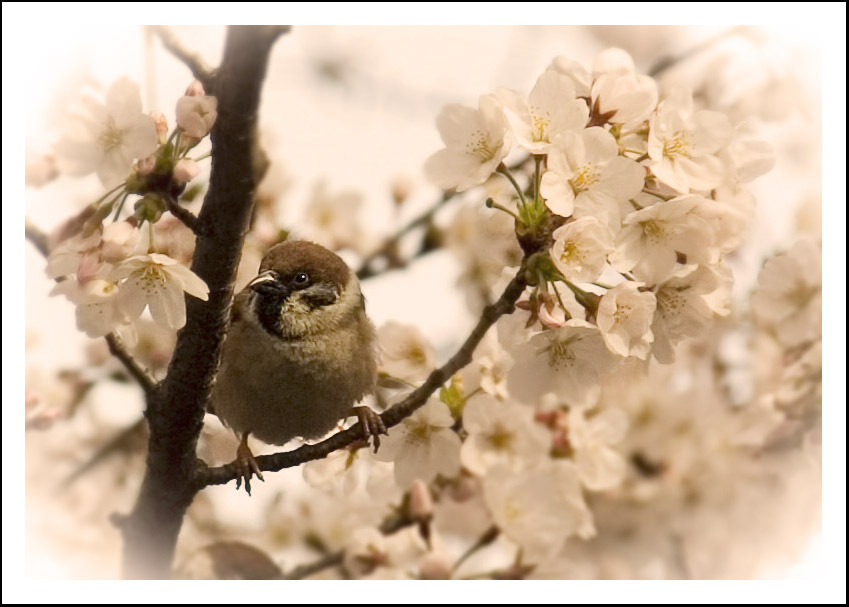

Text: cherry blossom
xmin=647 ymin=88 xmax=732 ymax=193
xmin=482 ymin=461 xmax=594 ymax=560
xmin=424 ymin=94 xmax=511 ymax=191
xmin=302 ymin=181 xmax=367 ymax=253
xmin=549 ymin=216 xmax=614 ymax=283
xmin=590 ymin=48 xmax=658 ymax=126
xmin=172 ymin=158 xmax=200 ymax=184
xmin=498 ymin=69 xmax=589 ymax=154
xmin=377 ymin=321 xmax=437 ymax=384
xmin=611 ymin=195 xmax=716 ymax=285
xmin=548 ymin=55 xmax=591 ymax=97
xmin=51 ymin=278 xmax=127 ymax=337
xmin=567 ymin=407 xmax=628 ymax=491
xmin=176 ymin=94 xmax=218 ymax=138
xmin=506 ymin=319 xmax=619 ymax=408
xmin=751 ymin=237 xmax=822 ymax=347
xmin=541 ymin=127 xmax=644 ymax=223
xmin=460 ymin=395 xmax=549 ymax=475
xmin=46 ymin=230 xmax=102 ymax=280
xmin=101 ymin=222 xmax=142 ymax=262
xmin=55 ymin=77 xmax=158 ymax=188
xmin=650 ymin=264 xmax=721 ymax=363
xmin=596 ymin=282 xmax=657 ymax=359
xmin=109 ymin=253 xmax=209 ymax=330
xmin=375 ymin=398 xmax=461 ymax=489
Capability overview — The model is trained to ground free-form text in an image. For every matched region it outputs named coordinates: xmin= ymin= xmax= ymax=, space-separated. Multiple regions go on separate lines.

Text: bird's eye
xmin=293 ymin=272 xmax=310 ymax=287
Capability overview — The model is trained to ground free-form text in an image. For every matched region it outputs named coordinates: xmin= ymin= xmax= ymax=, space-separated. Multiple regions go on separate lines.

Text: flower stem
xmin=148 ymin=220 xmax=156 ymax=253
xmin=562 ymin=279 xmax=598 ymax=312
xmin=496 ymin=163 xmax=526 ymax=208
xmin=452 ymin=525 xmax=500 ymax=574
xmin=485 ymin=198 xmax=521 ymax=221
xmin=112 ymin=192 xmax=130 ymax=222
xmin=533 ymin=154 xmax=544 ymax=203
xmin=642 ymin=188 xmax=674 ymax=201
xmin=92 ymin=182 xmax=127 ymax=207
xmin=550 ymin=279 xmax=571 ymax=317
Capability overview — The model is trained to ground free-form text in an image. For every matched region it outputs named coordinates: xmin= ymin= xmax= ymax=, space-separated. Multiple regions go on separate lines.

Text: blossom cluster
xmin=348 ymin=47 xmax=777 ymax=567
xmin=41 ymin=78 xmax=216 ymax=337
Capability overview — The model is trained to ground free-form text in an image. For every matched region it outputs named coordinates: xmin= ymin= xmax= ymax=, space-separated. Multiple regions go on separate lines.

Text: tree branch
xmin=106 ymin=333 xmax=157 ymax=393
xmin=149 ymin=26 xmax=216 ymax=91
xmin=282 ymin=500 xmax=418 ymax=579
xmin=197 ymin=261 xmax=528 ymax=488
xmin=25 ymin=220 xmax=157 ymax=396
xmin=121 ymin=25 xmax=288 ymax=579
xmin=356 ymin=155 xmax=531 ymax=280
xmin=164 ymin=195 xmax=202 ymax=235
xmin=283 ymin=551 xmax=344 ymax=581
xmin=59 ymin=418 xmax=146 ymax=490
xmin=25 ymin=217 xmax=49 ymax=256
xmin=648 ymin=27 xmax=739 ymax=77
xmin=356 ymin=191 xmax=453 ymax=280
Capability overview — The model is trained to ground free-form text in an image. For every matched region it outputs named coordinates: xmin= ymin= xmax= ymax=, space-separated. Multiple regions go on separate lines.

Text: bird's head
xmin=247 ymin=240 xmax=364 ymax=339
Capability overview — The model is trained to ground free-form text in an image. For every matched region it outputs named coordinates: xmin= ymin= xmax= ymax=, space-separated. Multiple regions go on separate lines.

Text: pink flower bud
xmin=448 ymin=475 xmax=480 ymax=502
xmin=176 ymin=95 xmax=217 ymax=138
xmin=390 ymin=174 xmax=414 ymax=206
xmin=76 ymin=249 xmax=103 ymax=284
xmin=150 ymin=110 xmax=168 ymax=144
xmin=173 ymin=158 xmax=200 ymax=184
xmin=538 ymin=301 xmax=566 ymax=328
xmin=534 ymin=410 xmax=557 ymax=426
xmin=409 ymin=479 xmax=433 ymax=521
xmin=551 ymin=429 xmax=572 ymax=456
xmin=136 ymin=154 xmax=156 ymax=176
xmin=101 ymin=221 xmax=141 ymax=262
xmin=26 ymin=408 xmax=61 ymax=431
xmin=177 ymin=132 xmax=201 ymax=150
xmin=185 ymin=80 xmax=205 ymax=97
xmin=25 ymin=152 xmax=58 ymax=188
xmin=419 ymin=552 xmax=453 ymax=580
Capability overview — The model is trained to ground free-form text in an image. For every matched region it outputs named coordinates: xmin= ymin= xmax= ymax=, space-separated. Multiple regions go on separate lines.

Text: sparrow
xmin=210 ymin=240 xmax=384 ymax=493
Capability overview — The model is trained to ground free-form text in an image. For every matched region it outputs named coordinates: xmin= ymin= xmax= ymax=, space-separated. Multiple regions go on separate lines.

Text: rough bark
xmin=121 ymin=25 xmax=287 ymax=579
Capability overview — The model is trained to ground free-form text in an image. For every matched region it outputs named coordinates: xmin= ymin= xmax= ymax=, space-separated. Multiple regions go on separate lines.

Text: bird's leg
xmin=234 ymin=432 xmax=264 ymax=495
xmin=352 ymin=406 xmax=387 ymax=453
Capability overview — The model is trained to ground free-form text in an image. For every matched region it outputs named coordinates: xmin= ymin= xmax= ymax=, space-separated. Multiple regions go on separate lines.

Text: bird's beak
xmin=249 ymin=270 xmax=278 ymax=291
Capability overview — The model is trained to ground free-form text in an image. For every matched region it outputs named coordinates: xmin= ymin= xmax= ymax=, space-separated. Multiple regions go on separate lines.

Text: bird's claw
xmin=234 ymin=434 xmax=264 ymax=495
xmin=354 ymin=406 xmax=387 ymax=453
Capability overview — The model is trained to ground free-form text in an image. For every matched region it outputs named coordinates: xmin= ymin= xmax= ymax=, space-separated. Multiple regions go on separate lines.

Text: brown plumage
xmin=210 ymin=241 xmax=380 ymax=491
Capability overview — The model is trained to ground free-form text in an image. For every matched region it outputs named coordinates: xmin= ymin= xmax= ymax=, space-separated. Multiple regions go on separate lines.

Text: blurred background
xmin=21 ymin=24 xmax=825 ymax=580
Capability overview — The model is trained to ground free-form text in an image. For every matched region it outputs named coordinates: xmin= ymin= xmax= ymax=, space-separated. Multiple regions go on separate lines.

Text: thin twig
xmin=283 ymin=502 xmax=417 ymax=579
xmin=25 ymin=217 xmax=49 ymax=256
xmin=59 ymin=418 xmax=146 ymax=490
xmin=648 ymin=27 xmax=739 ymax=77
xmin=149 ymin=26 xmax=216 ymax=91
xmin=197 ymin=260 xmax=528 ymax=488
xmin=452 ymin=525 xmax=499 ymax=574
xmin=165 ymin=195 xmax=202 ymax=235
xmin=356 ymin=191 xmax=453 ymax=279
xmin=25 ymin=220 xmax=157 ymax=396
xmin=106 ymin=334 xmax=157 ymax=394
xmin=283 ymin=551 xmax=344 ymax=580
xmin=355 ymin=155 xmax=531 ymax=280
